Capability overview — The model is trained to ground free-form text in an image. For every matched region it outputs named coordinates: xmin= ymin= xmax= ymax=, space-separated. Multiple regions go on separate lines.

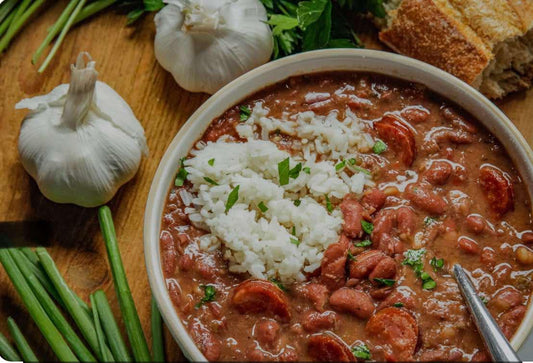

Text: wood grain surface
xmin=0 ymin=3 xmax=532 ymax=362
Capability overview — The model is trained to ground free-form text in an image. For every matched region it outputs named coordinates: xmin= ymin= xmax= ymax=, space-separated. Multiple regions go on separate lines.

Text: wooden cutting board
xmin=0 ymin=2 xmax=532 ymax=361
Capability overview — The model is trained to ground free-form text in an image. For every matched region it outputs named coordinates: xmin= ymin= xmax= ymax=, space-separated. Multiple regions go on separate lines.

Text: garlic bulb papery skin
xmin=154 ymin=0 xmax=273 ymax=94
xmin=16 ymin=52 xmax=148 ymax=208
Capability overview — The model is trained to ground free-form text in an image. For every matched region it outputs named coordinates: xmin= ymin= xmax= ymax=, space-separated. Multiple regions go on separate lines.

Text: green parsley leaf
xmin=225 ymin=185 xmax=240 ymax=212
xmin=239 ymin=105 xmax=252 ymax=121
xmin=372 ymin=139 xmax=387 ymax=154
xmin=268 ymin=14 xmax=299 ymax=35
xmin=203 ymin=177 xmax=218 ymax=185
xmin=291 ymin=226 xmax=296 ymax=235
xmin=355 ymin=240 xmax=372 ymax=247
xmin=290 ymin=237 xmax=300 ymax=246
xmin=351 ymin=344 xmax=371 ymax=360
xmin=174 ymin=158 xmax=188 ymax=187
xmin=373 ymin=278 xmax=396 ymax=286
xmin=278 ymin=158 xmax=290 ymax=185
xmin=480 ymin=295 xmax=489 ymax=305
xmin=208 ymin=158 xmax=215 ymax=166
xmin=289 ymin=163 xmax=302 ymax=179
xmin=325 ymin=194 xmax=333 ymax=212
xmin=270 ymin=278 xmax=288 ymax=292
xmin=402 ymin=249 xmax=426 ymax=268
xmin=347 ymin=251 xmax=356 ymax=261
xmin=361 ymin=220 xmax=374 ymax=235
xmin=348 ymin=158 xmax=357 ymax=165
xmin=335 ymin=160 xmax=346 ymax=171
xmin=258 ymin=201 xmax=268 ymax=212
xmin=352 ymin=165 xmax=371 ymax=176
xmin=297 ymin=0 xmax=328 ymax=29
xmin=144 ymin=0 xmax=165 ymax=11
xmin=301 ymin=0 xmax=331 ymax=51
xmin=424 ymin=216 xmax=438 ymax=226
xmin=393 ymin=302 xmax=404 ymax=308
xmin=195 ymin=285 xmax=216 ymax=308
xmin=422 ymin=278 xmax=437 ymax=290
xmin=430 ymin=257 xmax=444 ymax=271
xmin=294 ymin=199 xmax=301 ymax=207
xmin=303 ymin=166 xmax=311 ymax=174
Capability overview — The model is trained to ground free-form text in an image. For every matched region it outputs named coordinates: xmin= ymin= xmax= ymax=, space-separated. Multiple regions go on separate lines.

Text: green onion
xmin=203 ymin=177 xmax=218 ymax=185
xmin=373 ymin=278 xmax=396 ymax=286
xmin=335 ymin=160 xmax=346 ymax=171
xmin=225 ymin=185 xmax=240 ymax=212
xmin=10 ymin=249 xmax=96 ymax=362
xmin=361 ymin=220 xmax=374 ymax=234
xmin=278 ymin=158 xmax=290 ymax=185
xmin=303 ymin=167 xmax=311 ymax=174
xmin=36 ymin=247 xmax=107 ymax=361
xmin=0 ymin=330 xmax=21 ymax=362
xmin=325 ymin=194 xmax=333 ymax=212
xmin=93 ymin=290 xmax=131 ymax=362
xmin=258 ymin=201 xmax=268 ymax=212
xmin=351 ymin=344 xmax=371 ymax=360
xmin=348 ymin=158 xmax=357 ymax=165
xmin=98 ymin=206 xmax=151 ymax=362
xmin=290 ymin=237 xmax=300 ymax=246
xmin=0 ymin=0 xmax=46 ymax=54
xmin=0 ymin=0 xmax=19 ymax=25
xmin=372 ymin=139 xmax=387 ymax=154
xmin=430 ymin=257 xmax=444 ymax=271
xmin=89 ymin=294 xmax=114 ymax=362
xmin=208 ymin=158 xmax=215 ymax=166
xmin=195 ymin=285 xmax=216 ymax=308
xmin=0 ymin=9 xmax=16 ymax=38
xmin=355 ymin=240 xmax=372 ymax=247
xmin=174 ymin=158 xmax=188 ymax=187
xmin=352 ymin=165 xmax=371 ymax=175
xmin=0 ymin=247 xmax=78 ymax=362
xmin=239 ymin=105 xmax=251 ymax=121
xmin=7 ymin=317 xmax=39 ymax=362
xmin=269 ymin=278 xmax=288 ymax=292
xmin=151 ymin=297 xmax=165 ymax=363
xmin=422 ymin=279 xmax=437 ymax=290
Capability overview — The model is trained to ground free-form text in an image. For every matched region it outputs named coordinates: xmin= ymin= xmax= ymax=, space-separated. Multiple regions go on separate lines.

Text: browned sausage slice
xmin=374 ymin=114 xmax=416 ymax=166
xmin=479 ymin=165 xmax=514 ymax=215
xmin=329 ymin=288 xmax=375 ymax=319
xmin=232 ymin=280 xmax=290 ymax=322
xmin=365 ymin=307 xmax=418 ymax=361
xmin=307 ymin=333 xmax=356 ymax=362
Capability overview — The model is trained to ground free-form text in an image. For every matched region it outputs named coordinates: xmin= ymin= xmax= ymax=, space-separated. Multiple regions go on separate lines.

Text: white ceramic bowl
xmin=144 ymin=49 xmax=533 ymax=361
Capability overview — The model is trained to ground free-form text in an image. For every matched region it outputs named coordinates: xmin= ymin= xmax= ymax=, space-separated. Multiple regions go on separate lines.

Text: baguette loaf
xmin=378 ymin=0 xmax=533 ymax=98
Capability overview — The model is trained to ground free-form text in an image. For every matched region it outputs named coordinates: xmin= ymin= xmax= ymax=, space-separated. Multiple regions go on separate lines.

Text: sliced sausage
xmin=365 ymin=307 xmax=418 ymax=361
xmin=297 ymin=283 xmax=329 ymax=312
xmin=254 ymin=319 xmax=280 ymax=347
xmin=369 ymin=256 xmax=397 ymax=282
xmin=340 ymin=194 xmax=364 ymax=238
xmin=423 ymin=160 xmax=453 ymax=185
xmin=349 ymin=250 xmax=386 ymax=279
xmin=232 ymin=280 xmax=290 ymax=322
xmin=329 ymin=288 xmax=375 ymax=319
xmin=406 ymin=183 xmax=447 ymax=215
xmin=302 ymin=311 xmax=340 ymax=333
xmin=320 ymin=235 xmax=350 ymax=290
xmin=479 ymin=165 xmax=514 ymax=215
xmin=307 ymin=333 xmax=356 ymax=362
xmin=361 ymin=188 xmax=387 ymax=215
xmin=374 ymin=114 xmax=416 ymax=166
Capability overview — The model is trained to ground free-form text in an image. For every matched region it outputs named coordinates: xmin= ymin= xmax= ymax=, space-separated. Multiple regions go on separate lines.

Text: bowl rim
xmin=144 ymin=48 xmax=533 ymax=361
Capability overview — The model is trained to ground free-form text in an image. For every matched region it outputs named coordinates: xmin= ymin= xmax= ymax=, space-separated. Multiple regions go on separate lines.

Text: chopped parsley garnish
xmin=373 ymin=278 xmax=396 ymax=286
xmin=278 ymin=158 xmax=290 ymax=185
xmin=208 ymin=158 xmax=215 ymax=166
xmin=422 ymin=279 xmax=437 ymax=290
xmin=258 ymin=201 xmax=268 ymax=212
xmin=335 ymin=160 xmax=346 ymax=171
xmin=372 ymin=139 xmax=387 ymax=154
xmin=239 ymin=105 xmax=251 ymax=121
xmin=355 ymin=240 xmax=372 ymax=247
xmin=347 ymin=251 xmax=356 ymax=261
xmin=351 ymin=344 xmax=371 ymax=360
xmin=203 ymin=177 xmax=218 ymax=185
xmin=402 ymin=249 xmax=437 ymax=290
xmin=289 ymin=163 xmax=302 ymax=179
xmin=352 ymin=165 xmax=371 ymax=176
xmin=294 ymin=199 xmax=301 ymax=206
xmin=291 ymin=226 xmax=296 ymax=235
xmin=195 ymin=285 xmax=216 ymax=308
xmin=430 ymin=257 xmax=444 ymax=271
xmin=424 ymin=216 xmax=438 ymax=226
xmin=303 ymin=166 xmax=311 ymax=174
xmin=480 ymin=295 xmax=489 ymax=305
xmin=361 ymin=220 xmax=374 ymax=235
xmin=174 ymin=157 xmax=188 ymax=187
xmin=270 ymin=278 xmax=288 ymax=292
xmin=348 ymin=158 xmax=357 ymax=165
xmin=325 ymin=194 xmax=333 ymax=212
xmin=225 ymin=185 xmax=240 ymax=212
xmin=393 ymin=302 xmax=404 ymax=308
xmin=290 ymin=237 xmax=300 ymax=246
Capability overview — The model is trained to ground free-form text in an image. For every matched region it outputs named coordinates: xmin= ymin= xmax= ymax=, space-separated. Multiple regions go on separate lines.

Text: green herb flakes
xmin=430 ymin=257 xmax=444 ymax=271
xmin=335 ymin=160 xmax=346 ymax=171
xmin=325 ymin=194 xmax=333 ymax=212
xmin=347 ymin=251 xmax=356 ymax=261
xmin=270 ymin=278 xmax=288 ymax=292
xmin=393 ymin=302 xmax=404 ymax=308
xmin=424 ymin=216 xmax=438 ymax=226
xmin=353 ymin=165 xmax=371 ymax=176
xmin=208 ymin=158 xmax=215 ymax=166
xmin=403 ymin=249 xmax=437 ymax=290
xmin=303 ymin=166 xmax=311 ymax=174
xmin=355 ymin=240 xmax=372 ymax=247
xmin=278 ymin=158 xmax=290 ymax=185
xmin=239 ymin=105 xmax=251 ymax=121
xmin=195 ymin=285 xmax=216 ymax=308
xmin=174 ymin=158 xmax=188 ymax=187
xmin=225 ymin=185 xmax=240 ymax=212
xmin=372 ymin=139 xmax=387 ymax=154
xmin=203 ymin=177 xmax=218 ymax=185
xmin=258 ymin=201 xmax=268 ymax=212
xmin=348 ymin=158 xmax=357 ymax=165
xmin=361 ymin=220 xmax=374 ymax=235
xmin=289 ymin=163 xmax=302 ymax=179
xmin=373 ymin=278 xmax=395 ymax=286
xmin=294 ymin=199 xmax=301 ymax=207
xmin=290 ymin=237 xmax=300 ymax=246
xmin=351 ymin=344 xmax=371 ymax=360
xmin=422 ymin=279 xmax=437 ymax=290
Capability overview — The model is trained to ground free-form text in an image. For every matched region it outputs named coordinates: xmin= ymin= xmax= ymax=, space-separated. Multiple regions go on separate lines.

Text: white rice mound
xmin=182 ymin=102 xmax=376 ymax=282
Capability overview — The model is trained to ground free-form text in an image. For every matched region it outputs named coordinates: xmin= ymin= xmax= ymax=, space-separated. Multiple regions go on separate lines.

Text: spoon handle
xmin=453 ymin=264 xmax=521 ymax=362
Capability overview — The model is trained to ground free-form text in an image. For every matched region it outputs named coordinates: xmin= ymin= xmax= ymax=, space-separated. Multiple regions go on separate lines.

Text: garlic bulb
xmin=16 ymin=52 xmax=148 ymax=208
xmin=154 ymin=0 xmax=273 ymax=94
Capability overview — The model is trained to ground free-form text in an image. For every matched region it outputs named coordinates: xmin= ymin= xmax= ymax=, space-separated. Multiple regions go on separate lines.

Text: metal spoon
xmin=453 ymin=264 xmax=521 ymax=362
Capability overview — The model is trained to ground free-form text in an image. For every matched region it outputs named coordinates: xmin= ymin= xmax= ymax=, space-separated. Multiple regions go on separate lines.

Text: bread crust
xmin=379 ymin=0 xmax=492 ymax=84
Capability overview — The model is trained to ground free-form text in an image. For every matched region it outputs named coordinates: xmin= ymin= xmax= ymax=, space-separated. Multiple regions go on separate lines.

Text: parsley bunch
xmin=260 ymin=0 xmax=386 ymax=59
